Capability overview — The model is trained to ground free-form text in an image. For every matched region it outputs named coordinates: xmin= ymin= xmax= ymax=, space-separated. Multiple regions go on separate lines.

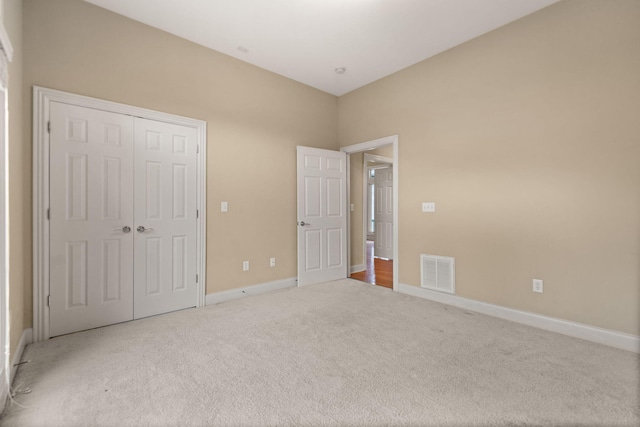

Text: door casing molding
xmin=32 ymin=86 xmax=207 ymax=341
xmin=0 ymin=43 xmax=10 ymax=406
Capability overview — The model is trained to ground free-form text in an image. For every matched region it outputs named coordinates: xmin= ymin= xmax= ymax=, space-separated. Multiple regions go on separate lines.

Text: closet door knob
xmin=137 ymin=226 xmax=155 ymax=233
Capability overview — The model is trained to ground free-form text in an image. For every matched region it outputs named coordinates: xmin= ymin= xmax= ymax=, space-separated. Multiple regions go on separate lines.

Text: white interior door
xmin=366 ymin=168 xmax=375 ymax=240
xmin=133 ymin=118 xmax=198 ymax=318
xmin=296 ymin=146 xmax=347 ymax=286
xmin=374 ymin=166 xmax=393 ymax=260
xmin=49 ymin=106 xmax=198 ymax=335
xmin=49 ymin=102 xmax=135 ymax=337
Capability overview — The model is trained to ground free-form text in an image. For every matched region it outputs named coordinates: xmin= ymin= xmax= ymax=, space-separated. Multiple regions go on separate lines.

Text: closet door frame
xmin=32 ymin=86 xmax=207 ymax=342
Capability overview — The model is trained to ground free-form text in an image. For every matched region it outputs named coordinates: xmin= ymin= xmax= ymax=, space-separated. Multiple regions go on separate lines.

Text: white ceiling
xmin=84 ymin=0 xmax=559 ymax=96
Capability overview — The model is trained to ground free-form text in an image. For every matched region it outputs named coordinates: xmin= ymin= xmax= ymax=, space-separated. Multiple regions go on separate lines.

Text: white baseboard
xmin=399 ymin=283 xmax=640 ymax=353
xmin=2 ymin=328 xmax=33 ymax=406
xmin=350 ymin=264 xmax=365 ymax=274
xmin=206 ymin=277 xmax=297 ymax=305
xmin=11 ymin=328 xmax=33 ymax=382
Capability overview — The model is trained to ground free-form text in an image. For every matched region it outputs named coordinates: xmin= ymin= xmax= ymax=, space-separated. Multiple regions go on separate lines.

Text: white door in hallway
xmin=133 ymin=118 xmax=198 ymax=318
xmin=374 ymin=166 xmax=393 ymax=259
xmin=49 ymin=102 xmax=135 ymax=337
xmin=296 ymin=146 xmax=348 ymax=286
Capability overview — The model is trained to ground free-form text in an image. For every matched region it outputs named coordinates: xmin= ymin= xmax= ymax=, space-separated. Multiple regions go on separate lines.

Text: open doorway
xmin=351 ymin=153 xmax=393 ymax=288
xmin=341 ymin=136 xmax=398 ymax=291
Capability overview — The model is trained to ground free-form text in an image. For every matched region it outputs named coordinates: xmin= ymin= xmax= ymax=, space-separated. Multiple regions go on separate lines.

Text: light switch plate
xmin=221 ymin=201 xmax=228 ymax=212
xmin=533 ymin=279 xmax=543 ymax=293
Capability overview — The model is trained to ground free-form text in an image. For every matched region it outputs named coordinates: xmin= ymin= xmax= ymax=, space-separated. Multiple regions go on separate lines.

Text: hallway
xmin=350 ymin=241 xmax=393 ymax=289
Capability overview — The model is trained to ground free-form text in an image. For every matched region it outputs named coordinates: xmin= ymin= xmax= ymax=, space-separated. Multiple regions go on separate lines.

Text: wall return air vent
xmin=420 ymin=254 xmax=455 ymax=294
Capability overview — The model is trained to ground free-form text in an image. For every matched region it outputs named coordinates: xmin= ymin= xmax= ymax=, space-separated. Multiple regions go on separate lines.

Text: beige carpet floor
xmin=2 ymin=279 xmax=639 ymax=426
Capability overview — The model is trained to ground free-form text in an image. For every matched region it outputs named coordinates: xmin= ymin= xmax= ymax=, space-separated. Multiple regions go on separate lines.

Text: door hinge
xmin=196 ymin=209 xmax=199 ymax=219
xmin=196 ymin=274 xmax=199 ymax=283
xmin=197 ymin=145 xmax=199 ymax=154
xmin=47 ymin=121 xmax=51 ymax=133
xmin=47 ymin=208 xmax=50 ymax=220
xmin=47 ymin=295 xmax=50 ymax=307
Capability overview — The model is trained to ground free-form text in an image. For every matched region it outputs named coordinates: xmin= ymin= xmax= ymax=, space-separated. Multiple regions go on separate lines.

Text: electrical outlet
xmin=533 ymin=279 xmax=543 ymax=293
xmin=270 ymin=257 xmax=276 ymax=267
xmin=242 ymin=261 xmax=249 ymax=271
xmin=422 ymin=202 xmax=436 ymax=212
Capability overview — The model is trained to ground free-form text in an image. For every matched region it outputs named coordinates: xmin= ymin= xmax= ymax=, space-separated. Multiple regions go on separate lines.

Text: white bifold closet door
xmin=49 ymin=102 xmax=197 ymax=337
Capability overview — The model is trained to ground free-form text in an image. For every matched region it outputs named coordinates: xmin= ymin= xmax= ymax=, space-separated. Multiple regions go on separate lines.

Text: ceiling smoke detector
xmin=334 ymin=67 xmax=346 ymax=75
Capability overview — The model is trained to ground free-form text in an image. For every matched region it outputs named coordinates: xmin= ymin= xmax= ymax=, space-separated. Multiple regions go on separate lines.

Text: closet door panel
xmin=133 ymin=118 xmax=198 ymax=319
xmin=49 ymin=102 xmax=135 ymax=337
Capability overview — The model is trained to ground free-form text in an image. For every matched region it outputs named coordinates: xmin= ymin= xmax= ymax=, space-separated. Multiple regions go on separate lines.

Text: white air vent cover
xmin=421 ymin=254 xmax=455 ymax=294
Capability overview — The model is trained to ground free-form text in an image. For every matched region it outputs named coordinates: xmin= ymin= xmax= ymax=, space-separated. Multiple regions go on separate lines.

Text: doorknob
xmin=299 ymin=221 xmax=311 ymax=227
xmin=113 ymin=226 xmax=131 ymax=233
xmin=137 ymin=226 xmax=155 ymax=233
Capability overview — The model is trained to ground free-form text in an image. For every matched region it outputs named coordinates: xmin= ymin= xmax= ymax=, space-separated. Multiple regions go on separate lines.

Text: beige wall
xmin=339 ymin=0 xmax=640 ymax=335
xmin=22 ymin=0 xmax=338 ymax=306
xmin=5 ymin=0 xmax=26 ymax=360
xmin=371 ymin=145 xmax=393 ymax=159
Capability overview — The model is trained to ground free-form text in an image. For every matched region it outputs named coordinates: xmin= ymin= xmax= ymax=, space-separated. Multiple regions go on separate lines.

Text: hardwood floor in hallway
xmin=350 ymin=241 xmax=393 ymax=289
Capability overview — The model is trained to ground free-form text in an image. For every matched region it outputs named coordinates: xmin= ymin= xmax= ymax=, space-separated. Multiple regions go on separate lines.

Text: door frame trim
xmin=341 ymin=135 xmax=398 ymax=291
xmin=0 ymin=49 xmax=10 ymax=405
xmin=32 ymin=86 xmax=207 ymax=341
